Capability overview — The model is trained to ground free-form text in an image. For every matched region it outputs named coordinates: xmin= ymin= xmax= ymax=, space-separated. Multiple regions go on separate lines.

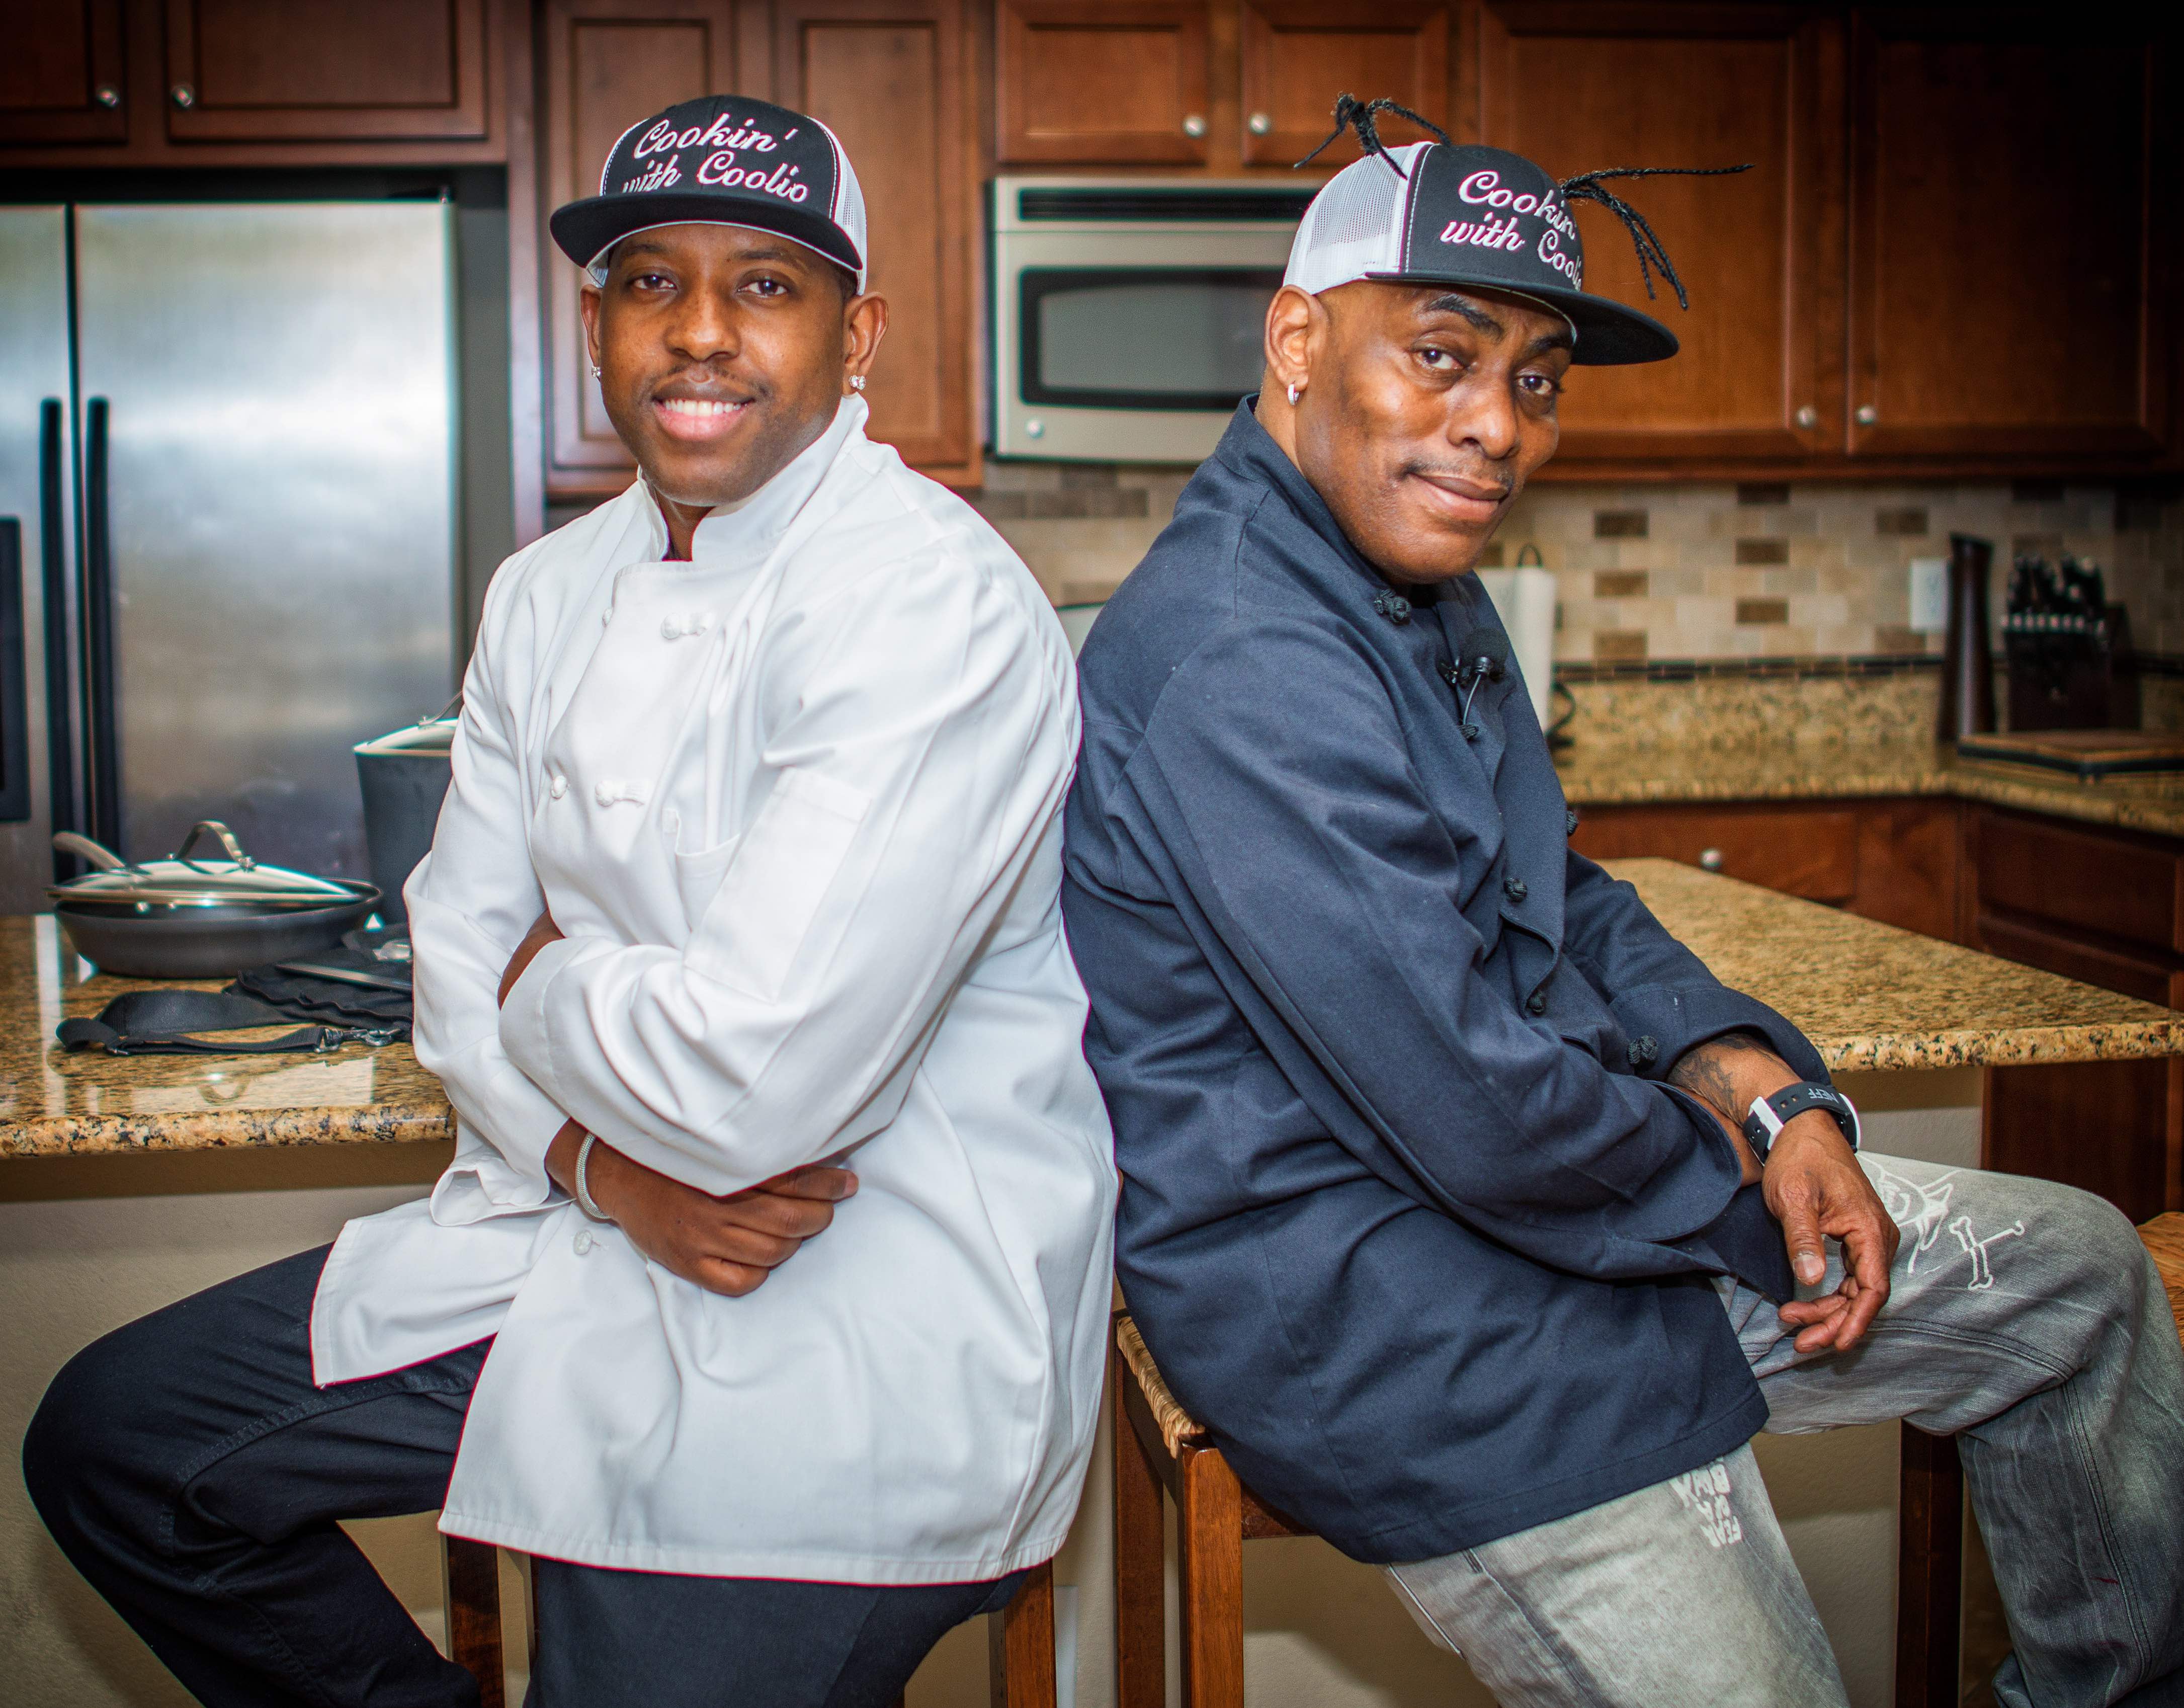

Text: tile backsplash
xmin=968 ymin=465 xmax=2183 ymax=666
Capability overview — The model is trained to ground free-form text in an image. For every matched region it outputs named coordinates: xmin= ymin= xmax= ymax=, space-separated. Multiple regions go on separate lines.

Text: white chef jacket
xmin=311 ymin=398 xmax=1118 ymax=1583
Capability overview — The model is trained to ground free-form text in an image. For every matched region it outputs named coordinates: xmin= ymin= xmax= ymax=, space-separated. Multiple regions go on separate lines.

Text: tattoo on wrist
xmin=1666 ymin=1031 xmax=1774 ymax=1124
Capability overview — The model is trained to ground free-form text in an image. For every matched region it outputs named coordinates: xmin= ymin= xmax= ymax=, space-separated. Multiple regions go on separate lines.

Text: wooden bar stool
xmin=439 ymin=1539 xmax=1058 ymax=1708
xmin=1898 ymin=1212 xmax=2184 ymax=1708
xmin=1116 ymin=1218 xmax=2184 ymax=1708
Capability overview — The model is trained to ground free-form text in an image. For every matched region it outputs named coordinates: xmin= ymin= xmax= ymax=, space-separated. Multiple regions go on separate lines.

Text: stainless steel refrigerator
xmin=0 ymin=201 xmax=457 ymax=916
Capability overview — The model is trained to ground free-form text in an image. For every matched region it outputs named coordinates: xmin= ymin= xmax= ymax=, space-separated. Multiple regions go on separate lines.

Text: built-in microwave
xmin=987 ymin=177 xmax=1311 ymax=464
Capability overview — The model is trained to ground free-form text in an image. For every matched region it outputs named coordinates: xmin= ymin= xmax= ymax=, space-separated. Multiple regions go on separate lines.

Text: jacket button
xmin=549 ymin=775 xmax=568 ymax=800
xmin=1566 ymin=810 xmax=1580 ymax=837
xmin=1526 ymin=992 xmax=1548 ymax=1015
xmin=1503 ymin=875 xmax=1528 ymax=902
xmin=572 ymin=1228 xmax=595 ymax=1256
xmin=1627 ymin=1034 xmax=1660 ymax=1068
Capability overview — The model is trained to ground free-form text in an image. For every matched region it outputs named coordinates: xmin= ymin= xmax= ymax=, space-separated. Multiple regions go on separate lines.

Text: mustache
xmin=647 ymin=365 xmax=766 ymax=402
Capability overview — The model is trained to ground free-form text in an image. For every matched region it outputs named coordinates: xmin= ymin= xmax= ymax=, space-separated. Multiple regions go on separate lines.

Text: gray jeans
xmin=1385 ymin=1157 xmax=2184 ymax=1707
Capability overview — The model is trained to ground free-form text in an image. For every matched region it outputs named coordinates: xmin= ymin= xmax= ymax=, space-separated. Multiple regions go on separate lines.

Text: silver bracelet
xmin=573 ymin=1131 xmax=613 ymax=1223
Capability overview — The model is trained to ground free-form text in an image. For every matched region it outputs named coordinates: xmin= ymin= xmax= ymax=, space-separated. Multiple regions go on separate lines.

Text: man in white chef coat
xmin=26 ymin=95 xmax=1117 ymax=1708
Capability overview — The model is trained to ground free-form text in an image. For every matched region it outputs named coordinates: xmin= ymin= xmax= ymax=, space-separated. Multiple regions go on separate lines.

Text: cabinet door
xmin=781 ymin=0 xmax=976 ymax=480
xmin=1846 ymin=9 xmax=2167 ymax=461
xmin=0 ymin=0 xmax=127 ymax=145
xmin=161 ymin=0 xmax=491 ymax=142
xmin=1477 ymin=3 xmax=1837 ymax=464
xmin=540 ymin=0 xmax=742 ymax=495
xmin=1237 ymin=0 xmax=1450 ymax=170
xmin=1571 ymin=802 xmax=1861 ymax=903
xmin=994 ymin=0 xmax=1209 ymax=166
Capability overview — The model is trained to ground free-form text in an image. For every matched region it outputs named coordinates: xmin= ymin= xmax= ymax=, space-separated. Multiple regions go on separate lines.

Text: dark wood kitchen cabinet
xmin=991 ymin=0 xmax=1453 ymax=173
xmin=160 ymin=0 xmax=492 ymax=143
xmin=1474 ymin=2 xmax=1839 ymax=468
xmin=0 ymin=0 xmax=509 ymax=162
xmin=0 ymin=0 xmax=129 ymax=145
xmin=1845 ymin=8 xmax=2170 ymax=464
xmin=993 ymin=0 xmax=1211 ymax=166
xmin=534 ymin=0 xmax=978 ymax=498
xmin=538 ymin=0 xmax=749 ymax=493
xmin=1569 ymin=796 xmax=1962 ymax=942
xmin=1967 ymin=808 xmax=2184 ymax=1219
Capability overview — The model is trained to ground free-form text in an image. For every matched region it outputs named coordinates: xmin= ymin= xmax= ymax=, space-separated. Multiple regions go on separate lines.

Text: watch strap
xmin=1742 ymin=1082 xmax=1861 ymax=1161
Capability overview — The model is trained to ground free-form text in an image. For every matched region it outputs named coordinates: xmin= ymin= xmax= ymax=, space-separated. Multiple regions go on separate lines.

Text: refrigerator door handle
xmin=0 ymin=517 xmax=28 ymax=822
xmin=40 ymin=398 xmax=78 ymax=871
xmin=82 ymin=395 xmax=122 ymax=855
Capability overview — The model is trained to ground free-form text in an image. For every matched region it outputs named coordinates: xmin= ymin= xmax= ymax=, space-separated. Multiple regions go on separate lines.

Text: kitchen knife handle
xmin=82 ymin=396 xmax=122 ymax=855
xmin=0 ymin=518 xmax=29 ymax=821
xmin=39 ymin=398 xmax=78 ymax=875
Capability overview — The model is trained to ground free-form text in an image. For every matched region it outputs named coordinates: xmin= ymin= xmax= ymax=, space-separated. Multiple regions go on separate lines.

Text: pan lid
xmin=49 ymin=822 xmax=363 ymax=911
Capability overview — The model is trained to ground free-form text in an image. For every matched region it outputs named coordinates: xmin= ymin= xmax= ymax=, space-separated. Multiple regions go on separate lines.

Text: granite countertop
xmin=1606 ymin=858 xmax=2183 ymax=1072
xmin=0 ymin=916 xmax=451 ymax=1159
xmin=2 ymin=861 xmax=2178 ymax=1159
xmin=1559 ymin=740 xmax=2184 ymax=839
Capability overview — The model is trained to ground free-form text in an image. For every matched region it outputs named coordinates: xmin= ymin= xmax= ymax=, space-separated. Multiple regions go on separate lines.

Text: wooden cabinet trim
xmin=1974 ymin=807 xmax=2182 ymax=957
xmin=160 ymin=0 xmax=494 ymax=143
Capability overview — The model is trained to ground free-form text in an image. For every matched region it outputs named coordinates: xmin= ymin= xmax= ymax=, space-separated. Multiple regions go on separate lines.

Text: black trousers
xmin=22 ymin=1246 xmax=1025 ymax=1708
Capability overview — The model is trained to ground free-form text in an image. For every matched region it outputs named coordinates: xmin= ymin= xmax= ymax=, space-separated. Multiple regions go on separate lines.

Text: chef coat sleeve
xmin=495 ymin=557 xmax=1075 ymax=1196
xmin=1559 ymin=850 xmax=1833 ymax=1088
xmin=1114 ymin=617 xmax=1748 ymax=1272
xmin=404 ymin=564 xmax=572 ymax=1219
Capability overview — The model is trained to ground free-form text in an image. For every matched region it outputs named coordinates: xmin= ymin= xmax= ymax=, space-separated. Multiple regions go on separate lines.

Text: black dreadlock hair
xmin=1294 ymin=93 xmax=1449 ymax=177
xmin=1555 ymin=165 xmax=1751 ymax=309
xmin=1295 ymin=94 xmax=1753 ymax=314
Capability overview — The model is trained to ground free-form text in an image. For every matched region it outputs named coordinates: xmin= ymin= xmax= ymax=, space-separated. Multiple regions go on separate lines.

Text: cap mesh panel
xmin=1282 ymin=143 xmax=1423 ymax=295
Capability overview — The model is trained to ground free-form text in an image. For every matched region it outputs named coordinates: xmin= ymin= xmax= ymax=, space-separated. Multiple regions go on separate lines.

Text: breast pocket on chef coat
xmin=687 ymin=767 xmax=872 ymax=1002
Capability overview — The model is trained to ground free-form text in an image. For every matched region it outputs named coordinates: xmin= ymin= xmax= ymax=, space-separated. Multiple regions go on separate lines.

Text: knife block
xmin=2004 ymin=604 xmax=2140 ymax=731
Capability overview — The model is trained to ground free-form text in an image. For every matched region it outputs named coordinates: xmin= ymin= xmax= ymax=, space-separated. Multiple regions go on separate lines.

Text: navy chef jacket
xmin=1061 ymin=402 xmax=1830 ymax=1563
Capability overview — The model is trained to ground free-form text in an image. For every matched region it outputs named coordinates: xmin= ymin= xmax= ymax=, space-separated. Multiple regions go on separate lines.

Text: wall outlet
xmin=1908 ymin=557 xmax=1949 ymax=632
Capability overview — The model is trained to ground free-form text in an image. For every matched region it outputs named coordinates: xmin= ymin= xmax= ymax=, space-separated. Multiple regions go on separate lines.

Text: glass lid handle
xmin=175 ymin=820 xmax=254 ymax=870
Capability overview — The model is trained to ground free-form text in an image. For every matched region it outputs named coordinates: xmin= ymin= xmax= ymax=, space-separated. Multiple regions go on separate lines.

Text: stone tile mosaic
xmin=960 ymin=466 xmax=2184 ymax=675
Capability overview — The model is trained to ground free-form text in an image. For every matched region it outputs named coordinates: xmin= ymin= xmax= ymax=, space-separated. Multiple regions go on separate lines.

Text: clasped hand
xmin=498 ymin=908 xmax=857 ymax=1296
xmin=1670 ymin=1034 xmax=1901 ymax=1355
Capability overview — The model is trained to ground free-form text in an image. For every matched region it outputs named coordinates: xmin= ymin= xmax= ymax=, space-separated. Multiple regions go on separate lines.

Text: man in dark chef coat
xmin=1061 ymin=113 xmax=2184 ymax=1707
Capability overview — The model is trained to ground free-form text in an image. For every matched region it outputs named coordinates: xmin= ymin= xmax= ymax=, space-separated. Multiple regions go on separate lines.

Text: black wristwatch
xmin=1742 ymin=1082 xmax=1861 ymax=1163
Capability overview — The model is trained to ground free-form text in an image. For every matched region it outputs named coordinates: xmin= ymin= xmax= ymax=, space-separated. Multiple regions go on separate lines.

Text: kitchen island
xmin=4 ymin=877 xmax=2180 ymax=1708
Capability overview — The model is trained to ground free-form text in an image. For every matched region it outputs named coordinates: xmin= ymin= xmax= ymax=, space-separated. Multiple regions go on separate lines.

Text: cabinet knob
xmin=1182 ymin=114 xmax=1206 ymax=138
xmin=1855 ymin=404 xmax=1878 ymax=426
xmin=1699 ymin=847 xmax=1725 ymax=872
xmin=1247 ymin=112 xmax=1272 ymax=136
xmin=95 ymin=85 xmax=121 ymax=109
xmin=1793 ymin=404 xmax=1817 ymax=430
xmin=171 ymin=83 xmax=196 ymax=109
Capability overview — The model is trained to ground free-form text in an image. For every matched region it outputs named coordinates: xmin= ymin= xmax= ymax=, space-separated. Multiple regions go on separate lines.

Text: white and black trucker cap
xmin=550 ymin=95 xmax=868 ymax=291
xmin=1285 ymin=140 xmax=1678 ymax=366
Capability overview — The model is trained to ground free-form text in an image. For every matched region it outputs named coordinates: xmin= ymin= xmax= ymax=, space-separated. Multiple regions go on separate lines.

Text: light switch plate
xmin=1909 ymin=557 xmax=1949 ymax=632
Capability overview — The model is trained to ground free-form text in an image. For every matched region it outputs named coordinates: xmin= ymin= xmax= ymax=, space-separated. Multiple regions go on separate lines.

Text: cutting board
xmin=1956 ymin=729 xmax=2184 ymax=779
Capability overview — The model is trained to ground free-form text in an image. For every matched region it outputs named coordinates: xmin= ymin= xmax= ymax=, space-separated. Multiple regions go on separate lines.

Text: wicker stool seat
xmin=1112 ymin=1215 xmax=2184 ymax=1708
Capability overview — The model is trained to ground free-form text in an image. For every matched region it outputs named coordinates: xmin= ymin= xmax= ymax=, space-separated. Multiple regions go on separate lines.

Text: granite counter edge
xmin=3 ymin=1103 xmax=454 ymax=1159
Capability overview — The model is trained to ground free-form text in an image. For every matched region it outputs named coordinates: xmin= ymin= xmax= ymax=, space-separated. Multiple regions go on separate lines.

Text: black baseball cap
xmin=550 ymin=95 xmax=868 ymax=291
xmin=1285 ymin=141 xmax=1676 ymax=365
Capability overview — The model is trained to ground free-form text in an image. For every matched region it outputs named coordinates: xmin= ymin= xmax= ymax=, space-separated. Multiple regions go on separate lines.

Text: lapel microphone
xmin=1451 ymin=627 xmax=1509 ymax=740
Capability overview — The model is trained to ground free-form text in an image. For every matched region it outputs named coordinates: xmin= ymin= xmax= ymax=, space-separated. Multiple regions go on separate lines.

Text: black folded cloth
xmin=57 ymin=942 xmax=413 ymax=1056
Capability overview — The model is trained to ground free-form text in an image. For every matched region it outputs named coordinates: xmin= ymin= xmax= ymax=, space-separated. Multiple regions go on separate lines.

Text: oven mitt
xmin=55 ymin=988 xmax=404 ymax=1056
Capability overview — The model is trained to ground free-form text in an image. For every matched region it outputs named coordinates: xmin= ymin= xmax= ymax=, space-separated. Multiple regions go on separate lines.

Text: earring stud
xmin=1287 ymin=381 xmax=1302 ymax=405
xmin=850 ymin=374 xmax=866 ymax=392
xmin=590 ymin=363 xmax=602 ymax=379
